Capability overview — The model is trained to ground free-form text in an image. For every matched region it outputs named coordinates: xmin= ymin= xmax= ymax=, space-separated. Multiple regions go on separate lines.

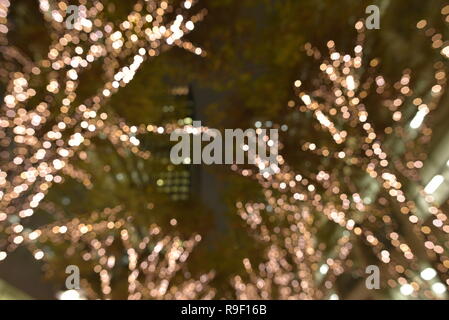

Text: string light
xmin=232 ymin=14 xmax=449 ymax=299
xmin=2 ymin=0 xmax=449 ymax=301
xmin=0 ymin=0 xmax=205 ymax=261
xmin=33 ymin=206 xmax=215 ymax=299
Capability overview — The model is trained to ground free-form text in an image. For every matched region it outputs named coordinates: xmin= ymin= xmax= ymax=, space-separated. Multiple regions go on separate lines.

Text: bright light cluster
xmin=0 ymin=0 xmax=204 ymax=262
xmin=35 ymin=206 xmax=215 ymax=299
xmin=232 ymin=15 xmax=449 ymax=299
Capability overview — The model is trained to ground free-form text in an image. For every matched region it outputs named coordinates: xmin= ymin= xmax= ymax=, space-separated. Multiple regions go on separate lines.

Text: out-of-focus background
xmin=1 ymin=0 xmax=449 ymax=299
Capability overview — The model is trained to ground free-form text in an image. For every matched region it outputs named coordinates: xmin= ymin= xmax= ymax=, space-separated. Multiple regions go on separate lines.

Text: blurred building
xmin=152 ymin=85 xmax=196 ymax=201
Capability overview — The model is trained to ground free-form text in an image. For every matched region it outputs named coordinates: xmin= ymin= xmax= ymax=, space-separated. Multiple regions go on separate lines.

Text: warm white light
xmin=420 ymin=268 xmax=437 ymax=281
xmin=346 ymin=75 xmax=356 ymax=90
xmin=410 ymin=109 xmax=428 ymax=129
xmin=424 ymin=175 xmax=444 ymax=194
xmin=185 ymin=21 xmax=194 ymax=30
xmin=301 ymin=94 xmax=312 ymax=106
xmin=329 ymin=294 xmax=339 ymax=300
xmin=184 ymin=1 xmax=192 ymax=9
xmin=432 ymin=282 xmax=447 ymax=295
xmin=320 ymin=264 xmax=329 ymax=275
xmin=400 ymin=284 xmax=414 ymax=296
xmin=58 ymin=290 xmax=83 ymax=300
xmin=34 ymin=250 xmax=44 ymax=260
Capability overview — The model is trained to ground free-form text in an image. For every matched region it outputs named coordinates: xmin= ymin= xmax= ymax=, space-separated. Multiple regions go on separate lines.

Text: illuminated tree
xmin=0 ymin=0 xmax=204 ymax=258
xmin=232 ymin=11 xmax=449 ymax=299
xmin=32 ymin=206 xmax=215 ymax=299
xmin=0 ymin=0 xmax=216 ymax=300
xmin=3 ymin=0 xmax=449 ymax=301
